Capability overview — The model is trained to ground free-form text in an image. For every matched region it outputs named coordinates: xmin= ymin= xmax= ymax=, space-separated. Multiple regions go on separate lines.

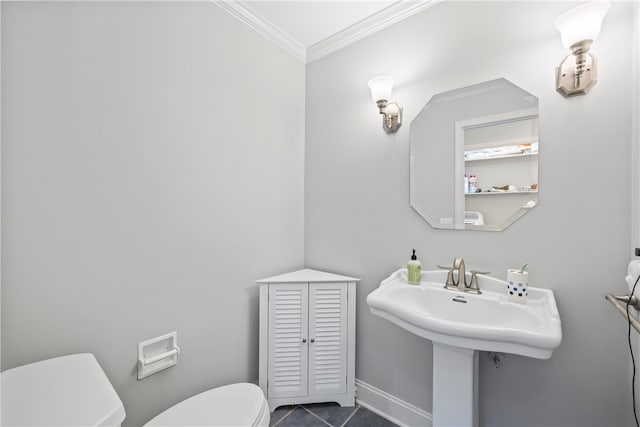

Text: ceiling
xmin=243 ymin=1 xmax=397 ymax=48
xmin=214 ymin=0 xmax=440 ymax=63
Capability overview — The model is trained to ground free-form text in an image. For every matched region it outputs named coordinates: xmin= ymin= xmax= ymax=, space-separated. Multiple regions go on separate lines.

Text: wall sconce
xmin=554 ymin=1 xmax=611 ymax=97
xmin=368 ymin=76 xmax=403 ymax=133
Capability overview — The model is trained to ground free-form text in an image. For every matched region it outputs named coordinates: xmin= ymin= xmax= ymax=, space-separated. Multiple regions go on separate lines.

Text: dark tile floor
xmin=269 ymin=402 xmax=398 ymax=427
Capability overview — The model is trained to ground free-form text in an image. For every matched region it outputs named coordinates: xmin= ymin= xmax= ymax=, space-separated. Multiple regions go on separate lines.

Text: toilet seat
xmin=144 ymin=383 xmax=269 ymax=427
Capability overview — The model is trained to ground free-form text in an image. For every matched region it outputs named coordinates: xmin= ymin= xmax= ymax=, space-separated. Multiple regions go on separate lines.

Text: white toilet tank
xmin=1 ymin=353 xmax=126 ymax=426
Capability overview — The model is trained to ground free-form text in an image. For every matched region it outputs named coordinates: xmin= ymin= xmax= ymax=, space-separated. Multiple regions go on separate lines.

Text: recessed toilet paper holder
xmin=137 ymin=331 xmax=181 ymax=380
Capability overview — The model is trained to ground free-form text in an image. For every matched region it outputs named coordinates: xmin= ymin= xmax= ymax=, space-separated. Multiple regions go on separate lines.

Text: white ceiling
xmin=243 ymin=1 xmax=396 ymax=48
xmin=214 ymin=0 xmax=440 ymax=63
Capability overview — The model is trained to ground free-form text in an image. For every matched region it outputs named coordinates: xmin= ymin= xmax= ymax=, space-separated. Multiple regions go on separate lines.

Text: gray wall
xmin=2 ymin=1 xmax=639 ymax=427
xmin=305 ymin=1 xmax=636 ymax=426
xmin=1 ymin=2 xmax=304 ymax=426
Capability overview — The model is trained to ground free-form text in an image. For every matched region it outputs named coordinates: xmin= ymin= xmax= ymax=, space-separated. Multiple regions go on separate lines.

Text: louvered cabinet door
xmin=308 ymin=282 xmax=348 ymax=396
xmin=267 ymin=283 xmax=309 ymax=399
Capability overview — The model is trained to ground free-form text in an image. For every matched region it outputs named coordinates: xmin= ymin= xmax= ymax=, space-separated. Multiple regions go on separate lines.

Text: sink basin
xmin=367 ymin=269 xmax=562 ymax=358
xmin=367 ymin=268 xmax=562 ymax=427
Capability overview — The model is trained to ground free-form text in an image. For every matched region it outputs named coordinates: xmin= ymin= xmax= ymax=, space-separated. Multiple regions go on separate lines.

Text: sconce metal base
xmin=556 ymin=51 xmax=598 ymax=97
xmin=377 ymin=101 xmax=402 ymax=134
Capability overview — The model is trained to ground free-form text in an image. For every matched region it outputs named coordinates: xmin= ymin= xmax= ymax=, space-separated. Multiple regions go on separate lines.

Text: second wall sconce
xmin=554 ymin=0 xmax=611 ymax=97
xmin=368 ymin=75 xmax=403 ymax=133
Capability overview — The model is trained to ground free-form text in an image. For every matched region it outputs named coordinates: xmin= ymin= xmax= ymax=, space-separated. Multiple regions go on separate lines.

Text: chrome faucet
xmin=438 ymin=257 xmax=489 ymax=294
xmin=453 ymin=257 xmax=466 ymax=291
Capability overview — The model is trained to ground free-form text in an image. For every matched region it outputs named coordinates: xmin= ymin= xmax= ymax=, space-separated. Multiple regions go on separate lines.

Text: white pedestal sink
xmin=367 ymin=269 xmax=562 ymax=427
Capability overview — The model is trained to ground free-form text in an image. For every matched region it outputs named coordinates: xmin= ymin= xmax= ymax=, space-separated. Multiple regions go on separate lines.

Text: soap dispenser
xmin=407 ymin=249 xmax=421 ymax=285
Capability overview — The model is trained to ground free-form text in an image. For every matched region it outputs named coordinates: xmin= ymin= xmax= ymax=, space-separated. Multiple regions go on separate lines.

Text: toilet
xmin=1 ymin=353 xmax=270 ymax=427
xmin=144 ymin=382 xmax=269 ymax=427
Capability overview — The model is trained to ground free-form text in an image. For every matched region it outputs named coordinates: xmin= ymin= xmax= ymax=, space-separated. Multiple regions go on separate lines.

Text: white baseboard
xmin=355 ymin=379 xmax=432 ymax=427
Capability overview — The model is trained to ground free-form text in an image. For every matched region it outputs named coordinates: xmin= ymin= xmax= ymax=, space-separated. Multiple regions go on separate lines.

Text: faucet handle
xmin=468 ymin=270 xmax=489 ymax=294
xmin=437 ymin=265 xmax=456 ymax=288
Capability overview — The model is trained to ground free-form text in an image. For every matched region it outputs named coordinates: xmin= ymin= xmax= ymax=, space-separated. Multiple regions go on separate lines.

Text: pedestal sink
xmin=366 ymin=269 xmax=562 ymax=427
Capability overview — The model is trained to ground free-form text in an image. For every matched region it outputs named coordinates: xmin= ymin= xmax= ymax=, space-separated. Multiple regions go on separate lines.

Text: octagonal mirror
xmin=410 ymin=78 xmax=539 ymax=231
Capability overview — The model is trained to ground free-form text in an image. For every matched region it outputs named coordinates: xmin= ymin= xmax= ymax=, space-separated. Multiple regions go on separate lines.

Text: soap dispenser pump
xmin=407 ymin=249 xmax=421 ymax=285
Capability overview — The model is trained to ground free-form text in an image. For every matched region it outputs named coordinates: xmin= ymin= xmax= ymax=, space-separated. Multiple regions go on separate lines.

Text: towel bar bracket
xmin=611 ymin=294 xmax=640 ymax=310
xmin=605 ymin=294 xmax=640 ymax=334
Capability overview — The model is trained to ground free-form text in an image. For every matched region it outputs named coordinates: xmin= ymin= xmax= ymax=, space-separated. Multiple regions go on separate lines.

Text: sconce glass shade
xmin=368 ymin=75 xmax=395 ymax=102
xmin=554 ymin=0 xmax=611 ymax=97
xmin=367 ymin=75 xmax=402 ymax=133
xmin=554 ymin=1 xmax=611 ymax=49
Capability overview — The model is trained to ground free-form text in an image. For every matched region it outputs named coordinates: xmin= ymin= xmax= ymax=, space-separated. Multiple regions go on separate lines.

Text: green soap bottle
xmin=407 ymin=249 xmax=421 ymax=285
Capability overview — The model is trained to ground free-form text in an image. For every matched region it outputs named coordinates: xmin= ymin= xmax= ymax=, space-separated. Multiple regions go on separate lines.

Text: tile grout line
xmin=339 ymin=406 xmax=360 ymax=427
xmin=271 ymin=406 xmax=296 ymax=427
xmin=301 ymin=405 xmax=334 ymax=427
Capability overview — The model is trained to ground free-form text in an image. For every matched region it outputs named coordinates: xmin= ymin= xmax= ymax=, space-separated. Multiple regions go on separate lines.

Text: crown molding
xmin=306 ymin=0 xmax=442 ymax=63
xmin=212 ymin=0 xmax=442 ymax=64
xmin=211 ymin=0 xmax=306 ymax=62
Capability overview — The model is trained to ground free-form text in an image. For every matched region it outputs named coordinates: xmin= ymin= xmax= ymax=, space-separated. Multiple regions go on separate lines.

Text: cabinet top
xmin=256 ymin=268 xmax=360 ymax=284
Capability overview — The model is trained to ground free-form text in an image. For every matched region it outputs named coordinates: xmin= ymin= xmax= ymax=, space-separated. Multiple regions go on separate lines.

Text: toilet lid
xmin=1 ymin=353 xmax=126 ymax=427
xmin=144 ymin=383 xmax=268 ymax=427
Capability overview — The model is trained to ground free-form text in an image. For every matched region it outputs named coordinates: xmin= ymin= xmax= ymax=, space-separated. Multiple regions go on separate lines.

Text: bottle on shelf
xmin=469 ymin=174 xmax=477 ymax=193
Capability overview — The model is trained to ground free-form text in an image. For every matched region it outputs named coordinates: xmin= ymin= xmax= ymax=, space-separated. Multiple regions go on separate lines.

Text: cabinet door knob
xmin=310 ymin=338 xmax=315 ymax=343
xmin=302 ymin=338 xmax=307 ymax=343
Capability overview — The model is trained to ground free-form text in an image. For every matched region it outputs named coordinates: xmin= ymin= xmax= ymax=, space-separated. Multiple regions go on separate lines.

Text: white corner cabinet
xmin=257 ymin=269 xmax=359 ymax=410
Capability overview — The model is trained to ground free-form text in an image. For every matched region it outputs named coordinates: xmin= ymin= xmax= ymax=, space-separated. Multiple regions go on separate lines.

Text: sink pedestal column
xmin=432 ymin=342 xmax=478 ymax=427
